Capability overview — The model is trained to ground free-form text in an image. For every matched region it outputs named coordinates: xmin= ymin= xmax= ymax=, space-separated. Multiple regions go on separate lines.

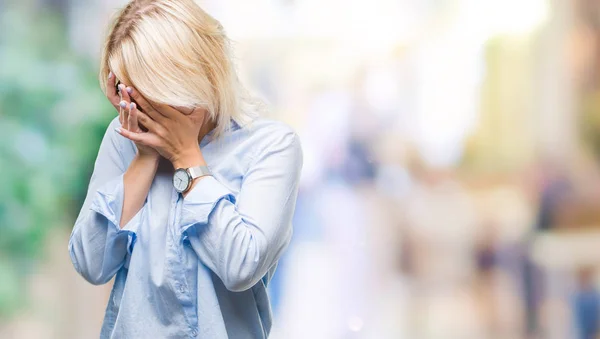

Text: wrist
xmin=172 ymin=146 xmax=206 ymax=169
xmin=137 ymin=150 xmax=159 ymax=159
xmin=135 ymin=152 xmax=160 ymax=167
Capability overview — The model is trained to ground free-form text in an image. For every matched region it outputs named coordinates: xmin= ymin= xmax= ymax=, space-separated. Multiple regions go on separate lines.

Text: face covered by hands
xmin=106 ymin=73 xmax=158 ymax=158
xmin=113 ymin=81 xmax=211 ymax=168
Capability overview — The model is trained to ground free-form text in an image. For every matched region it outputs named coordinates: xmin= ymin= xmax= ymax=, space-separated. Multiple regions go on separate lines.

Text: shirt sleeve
xmin=68 ymin=117 xmax=143 ymax=285
xmin=180 ymin=131 xmax=303 ymax=292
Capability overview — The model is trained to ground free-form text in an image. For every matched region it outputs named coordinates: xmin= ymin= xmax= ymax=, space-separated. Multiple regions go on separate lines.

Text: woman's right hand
xmin=107 ymin=72 xmax=159 ymax=158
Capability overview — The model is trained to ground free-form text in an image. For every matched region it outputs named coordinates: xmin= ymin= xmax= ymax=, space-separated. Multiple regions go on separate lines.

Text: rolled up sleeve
xmin=180 ymin=131 xmax=303 ymax=292
xmin=68 ymin=117 xmax=141 ymax=285
xmin=180 ymin=176 xmax=236 ymax=230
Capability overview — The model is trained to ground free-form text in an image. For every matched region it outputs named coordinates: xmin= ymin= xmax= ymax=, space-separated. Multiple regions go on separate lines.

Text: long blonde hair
xmin=99 ymin=0 xmax=253 ymax=137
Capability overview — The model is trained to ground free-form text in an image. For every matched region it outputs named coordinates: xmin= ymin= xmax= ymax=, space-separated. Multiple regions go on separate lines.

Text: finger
xmin=118 ymin=83 xmax=130 ymax=117
xmin=174 ymin=105 xmax=195 ymax=115
xmin=119 ymin=83 xmax=133 ymax=103
xmin=152 ymin=102 xmax=184 ymax=120
xmin=106 ymin=72 xmax=120 ymax=108
xmin=117 ymin=94 xmax=125 ymax=126
xmin=115 ymin=127 xmax=152 ymax=145
xmin=128 ymin=87 xmax=156 ymax=115
xmin=137 ymin=110 xmax=162 ymax=134
xmin=117 ymin=95 xmax=123 ymax=125
xmin=189 ymin=107 xmax=209 ymax=125
xmin=128 ymin=88 xmax=173 ymax=125
xmin=119 ymin=100 xmax=129 ymax=128
xmin=128 ymin=102 xmax=138 ymax=131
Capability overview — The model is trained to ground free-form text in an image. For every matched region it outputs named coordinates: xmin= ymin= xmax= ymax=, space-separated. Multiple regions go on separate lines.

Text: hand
xmin=115 ymin=87 xmax=209 ymax=169
xmin=107 ymin=73 xmax=159 ymax=159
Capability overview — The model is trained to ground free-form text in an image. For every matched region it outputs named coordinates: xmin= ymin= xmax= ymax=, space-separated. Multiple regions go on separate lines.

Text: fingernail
xmin=119 ymin=100 xmax=127 ymax=108
xmin=114 ymin=127 xmax=121 ymax=133
xmin=130 ymin=102 xmax=136 ymax=109
xmin=108 ymin=71 xmax=113 ymax=79
xmin=118 ymin=84 xmax=126 ymax=91
xmin=126 ymin=87 xmax=133 ymax=94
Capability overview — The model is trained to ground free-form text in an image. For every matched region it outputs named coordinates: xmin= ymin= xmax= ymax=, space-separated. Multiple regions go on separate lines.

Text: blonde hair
xmin=99 ymin=0 xmax=253 ymax=137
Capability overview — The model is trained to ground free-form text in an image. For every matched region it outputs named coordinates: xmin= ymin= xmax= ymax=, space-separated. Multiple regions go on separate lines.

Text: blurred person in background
xmin=404 ymin=164 xmax=482 ymax=338
xmin=573 ymin=267 xmax=600 ymax=339
xmin=525 ymin=161 xmax=571 ymax=338
xmin=474 ymin=223 xmax=500 ymax=335
xmin=67 ymin=1 xmax=302 ymax=338
xmin=270 ymin=83 xmax=380 ymax=337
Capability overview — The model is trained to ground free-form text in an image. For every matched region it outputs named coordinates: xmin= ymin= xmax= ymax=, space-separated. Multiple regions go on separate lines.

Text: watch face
xmin=173 ymin=169 xmax=190 ymax=193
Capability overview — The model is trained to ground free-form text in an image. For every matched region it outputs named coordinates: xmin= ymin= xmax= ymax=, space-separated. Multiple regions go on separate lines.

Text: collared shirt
xmin=68 ymin=116 xmax=302 ymax=338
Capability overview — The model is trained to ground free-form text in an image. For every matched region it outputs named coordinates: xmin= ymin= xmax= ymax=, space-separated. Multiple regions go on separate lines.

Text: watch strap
xmin=188 ymin=165 xmax=211 ymax=179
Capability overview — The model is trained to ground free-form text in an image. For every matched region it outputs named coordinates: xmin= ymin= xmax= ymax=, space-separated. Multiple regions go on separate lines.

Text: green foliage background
xmin=0 ymin=5 xmax=114 ymax=318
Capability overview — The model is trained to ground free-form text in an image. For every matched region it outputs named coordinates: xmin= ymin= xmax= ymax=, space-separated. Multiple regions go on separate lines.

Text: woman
xmin=68 ymin=1 xmax=302 ymax=338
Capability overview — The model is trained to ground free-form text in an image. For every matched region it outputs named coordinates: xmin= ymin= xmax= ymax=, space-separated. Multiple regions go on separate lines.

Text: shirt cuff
xmin=90 ymin=174 xmax=141 ymax=238
xmin=180 ymin=176 xmax=235 ymax=231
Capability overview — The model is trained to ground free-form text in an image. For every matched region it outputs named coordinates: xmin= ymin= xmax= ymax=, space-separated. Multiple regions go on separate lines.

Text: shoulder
xmin=100 ymin=116 xmax=122 ymax=149
xmin=104 ymin=116 xmax=122 ymax=137
xmin=239 ymin=117 xmax=302 ymax=163
xmin=101 ymin=116 xmax=136 ymax=162
xmin=243 ymin=118 xmax=298 ymax=142
xmin=104 ymin=116 xmax=128 ymax=149
xmin=108 ymin=116 xmax=122 ymax=129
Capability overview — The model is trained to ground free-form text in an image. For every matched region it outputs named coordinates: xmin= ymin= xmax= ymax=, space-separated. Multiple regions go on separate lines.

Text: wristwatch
xmin=173 ymin=166 xmax=211 ymax=193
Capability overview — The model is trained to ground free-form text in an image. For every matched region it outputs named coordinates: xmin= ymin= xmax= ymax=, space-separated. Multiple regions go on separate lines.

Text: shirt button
xmin=190 ymin=328 xmax=198 ymax=337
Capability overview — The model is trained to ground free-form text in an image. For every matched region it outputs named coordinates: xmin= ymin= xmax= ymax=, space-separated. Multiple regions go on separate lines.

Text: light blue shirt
xmin=68 ymin=116 xmax=302 ymax=338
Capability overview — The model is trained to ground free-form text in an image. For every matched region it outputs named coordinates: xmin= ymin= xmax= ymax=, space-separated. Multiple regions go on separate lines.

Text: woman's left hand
xmin=116 ymin=87 xmax=208 ymax=169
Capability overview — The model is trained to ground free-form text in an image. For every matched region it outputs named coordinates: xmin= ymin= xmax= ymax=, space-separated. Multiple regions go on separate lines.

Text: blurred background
xmin=3 ymin=0 xmax=600 ymax=338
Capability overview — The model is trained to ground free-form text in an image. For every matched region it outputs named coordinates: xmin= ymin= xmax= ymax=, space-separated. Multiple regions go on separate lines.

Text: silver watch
xmin=173 ymin=166 xmax=211 ymax=193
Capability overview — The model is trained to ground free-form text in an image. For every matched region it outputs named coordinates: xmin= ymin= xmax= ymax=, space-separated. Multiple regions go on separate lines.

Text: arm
xmin=179 ymin=131 xmax=303 ymax=292
xmin=112 ymin=88 xmax=303 ymax=291
xmin=118 ymin=84 xmax=161 ymax=227
xmin=68 ymin=118 xmax=156 ymax=285
xmin=121 ymin=153 xmax=158 ymax=226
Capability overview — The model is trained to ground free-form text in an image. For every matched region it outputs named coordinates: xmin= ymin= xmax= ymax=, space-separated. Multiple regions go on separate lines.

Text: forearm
xmin=69 ymin=117 xmax=142 ymax=284
xmin=180 ymin=177 xmax=295 ymax=292
xmin=120 ymin=154 xmax=159 ymax=227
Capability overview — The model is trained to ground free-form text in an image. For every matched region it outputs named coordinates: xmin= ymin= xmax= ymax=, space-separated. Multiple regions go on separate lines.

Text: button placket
xmin=171 ymin=194 xmax=199 ymax=333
